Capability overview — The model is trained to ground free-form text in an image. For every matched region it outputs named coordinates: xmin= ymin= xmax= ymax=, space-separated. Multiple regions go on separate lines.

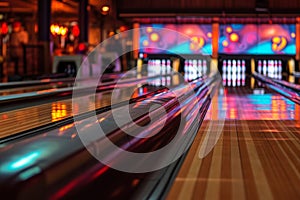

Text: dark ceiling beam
xmin=118 ymin=7 xmax=300 ymax=18
xmin=132 ymin=17 xmax=297 ymax=24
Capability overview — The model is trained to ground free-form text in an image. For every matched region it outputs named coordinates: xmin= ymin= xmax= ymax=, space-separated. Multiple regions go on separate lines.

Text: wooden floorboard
xmin=0 ymin=87 xmax=135 ymax=138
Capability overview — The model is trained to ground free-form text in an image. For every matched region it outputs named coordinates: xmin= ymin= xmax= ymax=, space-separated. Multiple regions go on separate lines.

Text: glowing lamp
xmin=51 ymin=24 xmax=68 ymax=36
xmin=102 ymin=5 xmax=110 ymax=12
xmin=101 ymin=5 xmax=110 ymax=15
xmin=119 ymin=26 xmax=128 ymax=32
xmin=78 ymin=43 xmax=86 ymax=52
xmin=60 ymin=27 xmax=68 ymax=36
xmin=34 ymin=24 xmax=38 ymax=33
xmin=72 ymin=25 xmax=80 ymax=37
xmin=50 ymin=24 xmax=58 ymax=35
xmin=0 ymin=23 xmax=8 ymax=35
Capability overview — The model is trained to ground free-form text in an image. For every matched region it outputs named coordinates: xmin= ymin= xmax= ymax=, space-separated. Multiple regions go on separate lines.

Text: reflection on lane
xmin=0 ymin=82 xmax=73 ymax=96
xmin=205 ymin=87 xmax=297 ymax=120
xmin=0 ymin=74 xmax=183 ymax=139
xmin=167 ymin=82 xmax=300 ymax=200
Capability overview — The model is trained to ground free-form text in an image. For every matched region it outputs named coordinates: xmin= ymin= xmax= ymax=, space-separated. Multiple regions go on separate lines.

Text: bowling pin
xmin=227 ymin=60 xmax=232 ymax=74
xmin=158 ymin=59 xmax=161 ymax=75
xmin=232 ymin=60 xmax=236 ymax=87
xmin=258 ymin=60 xmax=262 ymax=74
xmin=274 ymin=60 xmax=278 ymax=78
xmin=237 ymin=66 xmax=241 ymax=86
xmin=237 ymin=60 xmax=241 ymax=74
xmin=227 ymin=60 xmax=232 ymax=86
xmin=222 ymin=70 xmax=227 ymax=86
xmin=232 ymin=60 xmax=237 ymax=73
xmin=278 ymin=60 xmax=282 ymax=73
xmin=242 ymin=60 xmax=246 ymax=74
xmin=263 ymin=60 xmax=267 ymax=75
xmin=222 ymin=60 xmax=226 ymax=74
xmin=161 ymin=59 xmax=166 ymax=75
xmin=269 ymin=60 xmax=274 ymax=78
xmin=192 ymin=60 xmax=197 ymax=78
xmin=167 ymin=60 xmax=171 ymax=74
xmin=198 ymin=60 xmax=202 ymax=77
xmin=203 ymin=60 xmax=207 ymax=74
xmin=188 ymin=60 xmax=192 ymax=80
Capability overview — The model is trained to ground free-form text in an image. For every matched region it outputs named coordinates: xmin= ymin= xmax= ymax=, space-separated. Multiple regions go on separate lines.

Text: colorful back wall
xmin=139 ymin=23 xmax=296 ymax=56
xmin=218 ymin=24 xmax=296 ymax=55
xmin=139 ymin=24 xmax=213 ymax=55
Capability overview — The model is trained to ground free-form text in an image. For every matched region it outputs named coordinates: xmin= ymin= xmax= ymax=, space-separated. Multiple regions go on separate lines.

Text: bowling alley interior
xmin=0 ymin=0 xmax=300 ymax=199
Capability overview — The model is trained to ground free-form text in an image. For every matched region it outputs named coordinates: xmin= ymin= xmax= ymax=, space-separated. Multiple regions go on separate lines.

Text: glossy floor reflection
xmin=0 ymin=74 xmax=181 ymax=139
xmin=167 ymin=85 xmax=300 ymax=200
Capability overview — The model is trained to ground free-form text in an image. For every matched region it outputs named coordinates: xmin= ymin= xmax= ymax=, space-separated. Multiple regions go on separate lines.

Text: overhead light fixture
xmin=101 ymin=5 xmax=110 ymax=15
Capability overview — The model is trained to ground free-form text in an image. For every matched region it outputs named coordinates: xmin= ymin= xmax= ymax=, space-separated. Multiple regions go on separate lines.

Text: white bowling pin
xmin=227 ymin=60 xmax=232 ymax=74
xmin=278 ymin=60 xmax=282 ymax=73
xmin=162 ymin=59 xmax=166 ymax=75
xmin=263 ymin=60 xmax=267 ymax=75
xmin=237 ymin=60 xmax=241 ymax=73
xmin=203 ymin=60 xmax=207 ymax=74
xmin=242 ymin=60 xmax=246 ymax=74
xmin=258 ymin=60 xmax=262 ymax=73
xmin=222 ymin=60 xmax=226 ymax=73
xmin=197 ymin=60 xmax=202 ymax=74
xmin=167 ymin=60 xmax=171 ymax=73
xmin=232 ymin=60 xmax=237 ymax=73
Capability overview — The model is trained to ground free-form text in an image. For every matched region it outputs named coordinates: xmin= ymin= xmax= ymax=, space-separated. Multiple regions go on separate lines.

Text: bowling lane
xmin=0 ymin=82 xmax=74 ymax=96
xmin=0 ymin=73 xmax=137 ymax=96
xmin=0 ymin=74 xmax=180 ymax=140
xmin=167 ymin=85 xmax=300 ymax=199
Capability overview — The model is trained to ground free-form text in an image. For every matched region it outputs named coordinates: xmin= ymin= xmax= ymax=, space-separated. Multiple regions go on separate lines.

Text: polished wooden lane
xmin=0 ymin=82 xmax=74 ymax=96
xmin=0 ymin=76 xmax=120 ymax=96
xmin=0 ymin=74 xmax=180 ymax=139
xmin=167 ymin=86 xmax=300 ymax=200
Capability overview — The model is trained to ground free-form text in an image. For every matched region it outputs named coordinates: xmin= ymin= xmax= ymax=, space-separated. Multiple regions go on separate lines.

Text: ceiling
xmin=0 ymin=0 xmax=109 ymax=21
xmin=1 ymin=0 xmax=299 ymax=23
xmin=117 ymin=0 xmax=300 ymax=17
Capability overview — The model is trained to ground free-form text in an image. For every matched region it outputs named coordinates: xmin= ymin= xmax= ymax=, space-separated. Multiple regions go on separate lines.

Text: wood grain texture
xmin=167 ymin=87 xmax=300 ymax=200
